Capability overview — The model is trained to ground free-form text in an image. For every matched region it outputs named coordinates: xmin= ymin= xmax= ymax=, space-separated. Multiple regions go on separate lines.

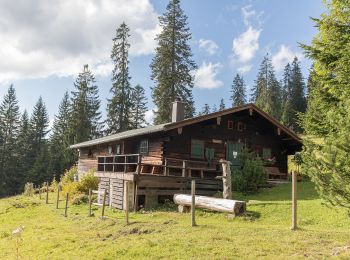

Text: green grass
xmin=1 ymin=182 xmax=350 ymax=259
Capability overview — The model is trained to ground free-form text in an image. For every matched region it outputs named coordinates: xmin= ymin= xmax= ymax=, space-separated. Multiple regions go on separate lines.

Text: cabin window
xmin=191 ymin=139 xmax=204 ymax=159
xmin=228 ymin=120 xmax=234 ymax=129
xmin=139 ymin=139 xmax=149 ymax=154
xmin=237 ymin=122 xmax=244 ymax=132
xmin=115 ymin=144 xmax=121 ymax=154
xmin=263 ymin=148 xmax=272 ymax=159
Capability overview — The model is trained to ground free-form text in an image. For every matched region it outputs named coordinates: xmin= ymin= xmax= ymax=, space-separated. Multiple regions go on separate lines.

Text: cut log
xmin=173 ymin=194 xmax=246 ymax=215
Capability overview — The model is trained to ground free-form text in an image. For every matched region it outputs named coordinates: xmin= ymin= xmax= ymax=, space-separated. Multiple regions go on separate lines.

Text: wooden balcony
xmin=96 ymin=154 xmax=222 ymax=180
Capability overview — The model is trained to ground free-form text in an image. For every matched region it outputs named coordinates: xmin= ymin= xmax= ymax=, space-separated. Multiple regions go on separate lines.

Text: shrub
xmin=71 ymin=194 xmax=89 ymax=205
xmin=61 ymin=182 xmax=79 ymax=198
xmin=23 ymin=183 xmax=34 ymax=196
xmin=77 ymin=169 xmax=98 ymax=194
xmin=60 ymin=166 xmax=78 ymax=186
xmin=232 ymin=148 xmax=267 ymax=194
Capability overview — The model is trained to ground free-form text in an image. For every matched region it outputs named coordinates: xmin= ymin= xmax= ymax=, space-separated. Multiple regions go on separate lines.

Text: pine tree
xmin=130 ymin=84 xmax=148 ymax=129
xmin=107 ymin=22 xmax=133 ymax=133
xmin=17 ymin=111 xmax=31 ymax=191
xmin=0 ymin=85 xmax=20 ymax=196
xmin=50 ymin=92 xmax=75 ymax=179
xmin=27 ymin=97 xmax=50 ymax=185
xmin=199 ymin=104 xmax=211 ymax=115
xmin=301 ymin=0 xmax=350 ymax=209
xmin=281 ymin=63 xmax=293 ymax=127
xmin=231 ymin=74 xmax=246 ymax=107
xmin=212 ymin=104 xmax=218 ymax=112
xmin=151 ymin=0 xmax=197 ymax=124
xmin=70 ymin=65 xmax=101 ymax=143
xmin=251 ymin=55 xmax=282 ymax=119
xmin=219 ymin=98 xmax=225 ymax=111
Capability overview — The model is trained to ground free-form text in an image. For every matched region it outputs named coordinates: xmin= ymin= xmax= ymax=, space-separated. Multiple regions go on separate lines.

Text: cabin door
xmin=226 ymin=141 xmax=242 ymax=170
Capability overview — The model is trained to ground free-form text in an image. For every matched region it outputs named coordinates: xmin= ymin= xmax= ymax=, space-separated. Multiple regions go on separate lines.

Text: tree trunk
xmin=173 ymin=194 xmax=246 ymax=215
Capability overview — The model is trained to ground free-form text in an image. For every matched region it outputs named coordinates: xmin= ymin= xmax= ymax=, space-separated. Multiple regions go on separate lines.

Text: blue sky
xmin=0 ymin=0 xmax=324 ymax=126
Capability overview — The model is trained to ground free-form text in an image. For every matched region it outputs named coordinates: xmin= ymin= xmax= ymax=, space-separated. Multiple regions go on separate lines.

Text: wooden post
xmin=136 ymin=155 xmax=141 ymax=174
xmin=125 ymin=181 xmax=129 ymax=225
xmin=64 ymin=193 xmax=69 ymax=217
xmin=39 ymin=185 xmax=42 ymax=199
xmin=101 ymin=189 xmax=107 ymax=219
xmin=220 ymin=160 xmax=232 ymax=199
xmin=163 ymin=158 xmax=168 ymax=176
xmin=182 ymin=161 xmax=187 ymax=177
xmin=191 ymin=180 xmax=196 ymax=227
xmin=134 ymin=182 xmax=138 ymax=212
xmin=45 ymin=182 xmax=49 ymax=204
xmin=124 ymin=155 xmax=127 ymax=173
xmin=88 ymin=188 xmax=92 ymax=217
xmin=291 ymin=170 xmax=297 ymax=230
xmin=56 ymin=185 xmax=60 ymax=209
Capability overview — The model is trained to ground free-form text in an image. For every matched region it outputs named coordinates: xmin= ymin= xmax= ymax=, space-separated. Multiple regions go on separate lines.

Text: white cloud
xmin=232 ymin=26 xmax=261 ymax=64
xmin=0 ymin=0 xmax=160 ymax=82
xmin=145 ymin=109 xmax=155 ymax=125
xmin=272 ymin=45 xmax=303 ymax=71
xmin=237 ymin=65 xmax=252 ymax=74
xmin=194 ymin=62 xmax=223 ymax=89
xmin=242 ymin=5 xmax=256 ymax=26
xmin=198 ymin=39 xmax=219 ymax=55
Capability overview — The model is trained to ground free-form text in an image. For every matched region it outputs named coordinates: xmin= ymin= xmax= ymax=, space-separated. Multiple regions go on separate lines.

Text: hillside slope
xmin=0 ymin=182 xmax=349 ymax=259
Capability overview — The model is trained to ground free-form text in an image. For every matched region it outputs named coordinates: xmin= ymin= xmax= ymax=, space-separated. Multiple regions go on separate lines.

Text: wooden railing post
xmin=124 ymin=155 xmax=127 ymax=173
xmin=136 ymin=155 xmax=141 ymax=174
xmin=101 ymin=189 xmax=107 ymax=219
xmin=125 ymin=181 xmax=129 ymax=225
xmin=88 ymin=188 xmax=92 ymax=217
xmin=163 ymin=158 xmax=168 ymax=176
xmin=182 ymin=160 xmax=187 ymax=177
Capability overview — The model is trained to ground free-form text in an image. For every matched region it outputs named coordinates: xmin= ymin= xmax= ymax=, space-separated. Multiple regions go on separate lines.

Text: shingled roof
xmin=70 ymin=103 xmax=302 ymax=149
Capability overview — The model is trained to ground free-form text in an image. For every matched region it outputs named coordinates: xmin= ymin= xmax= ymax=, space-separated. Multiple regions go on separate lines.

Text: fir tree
xmin=0 ymin=85 xmax=20 ymax=196
xmin=28 ymin=97 xmax=50 ymax=184
xmin=231 ymin=74 xmax=246 ymax=107
xmin=107 ymin=22 xmax=133 ymax=133
xmin=212 ymin=104 xmax=218 ymax=112
xmin=199 ymin=104 xmax=211 ymax=115
xmin=17 ymin=111 xmax=31 ymax=191
xmin=301 ymin=0 xmax=350 ymax=209
xmin=70 ymin=65 xmax=101 ymax=143
xmin=130 ymin=84 xmax=148 ymax=129
xmin=281 ymin=63 xmax=293 ymax=127
xmin=151 ymin=0 xmax=197 ymax=123
xmin=50 ymin=92 xmax=75 ymax=179
xmin=219 ymin=98 xmax=225 ymax=111
xmin=252 ymin=55 xmax=282 ymax=119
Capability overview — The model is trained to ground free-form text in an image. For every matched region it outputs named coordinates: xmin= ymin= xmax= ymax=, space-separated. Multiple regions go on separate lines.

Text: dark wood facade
xmin=72 ymin=104 xmax=302 ymax=209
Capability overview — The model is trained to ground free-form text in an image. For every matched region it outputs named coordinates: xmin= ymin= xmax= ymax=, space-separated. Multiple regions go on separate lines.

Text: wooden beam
xmin=177 ymin=127 xmax=183 ymax=134
xmin=277 ymin=128 xmax=281 ymax=135
xmin=216 ymin=116 xmax=221 ymax=125
xmin=249 ymin=107 xmax=253 ymax=116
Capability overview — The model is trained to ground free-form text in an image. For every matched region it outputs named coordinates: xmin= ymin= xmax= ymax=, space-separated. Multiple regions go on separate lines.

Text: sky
xmin=0 ymin=0 xmax=325 ymax=126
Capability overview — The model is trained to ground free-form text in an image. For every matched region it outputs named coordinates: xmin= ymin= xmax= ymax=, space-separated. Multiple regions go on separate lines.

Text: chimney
xmin=171 ymin=98 xmax=185 ymax=122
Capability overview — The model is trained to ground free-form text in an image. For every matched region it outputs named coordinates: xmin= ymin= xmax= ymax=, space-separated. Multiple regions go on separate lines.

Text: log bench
xmin=265 ymin=167 xmax=287 ymax=180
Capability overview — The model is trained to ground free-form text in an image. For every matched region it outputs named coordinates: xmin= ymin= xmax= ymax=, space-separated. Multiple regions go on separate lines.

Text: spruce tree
xmin=17 ymin=111 xmax=31 ymax=191
xmin=70 ymin=65 xmax=101 ymax=143
xmin=281 ymin=63 xmax=293 ymax=127
xmin=107 ymin=22 xmax=133 ymax=133
xmin=50 ymin=92 xmax=75 ymax=179
xmin=0 ymin=85 xmax=20 ymax=196
xmin=130 ymin=84 xmax=148 ymax=129
xmin=199 ymin=104 xmax=211 ymax=115
xmin=301 ymin=0 xmax=350 ymax=209
xmin=231 ymin=74 xmax=246 ymax=107
xmin=251 ymin=55 xmax=282 ymax=119
xmin=219 ymin=98 xmax=225 ymax=111
xmin=28 ymin=97 xmax=50 ymax=184
xmin=151 ymin=0 xmax=197 ymax=124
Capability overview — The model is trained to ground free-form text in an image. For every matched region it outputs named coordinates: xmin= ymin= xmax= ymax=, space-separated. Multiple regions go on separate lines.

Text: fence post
xmin=64 ymin=193 xmax=69 ymax=217
xmin=45 ymin=182 xmax=49 ymax=204
xmin=39 ymin=185 xmax=42 ymax=199
xmin=125 ymin=181 xmax=129 ymax=225
xmin=291 ymin=171 xmax=297 ymax=230
xmin=101 ymin=189 xmax=107 ymax=219
xmin=88 ymin=188 xmax=92 ymax=217
xmin=182 ymin=161 xmax=187 ymax=177
xmin=191 ymin=180 xmax=196 ymax=227
xmin=56 ymin=185 xmax=60 ymax=209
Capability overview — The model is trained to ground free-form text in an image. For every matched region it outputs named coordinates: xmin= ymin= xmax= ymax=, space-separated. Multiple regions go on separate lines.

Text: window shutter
xmin=191 ymin=139 xmax=204 ymax=159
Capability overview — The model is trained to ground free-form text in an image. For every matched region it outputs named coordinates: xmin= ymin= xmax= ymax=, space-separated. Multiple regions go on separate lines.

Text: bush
xmin=23 ymin=183 xmax=34 ymax=196
xmin=76 ymin=169 xmax=98 ymax=194
xmin=71 ymin=194 xmax=89 ymax=205
xmin=232 ymin=148 xmax=267 ymax=194
xmin=61 ymin=182 xmax=79 ymax=198
xmin=60 ymin=166 xmax=78 ymax=186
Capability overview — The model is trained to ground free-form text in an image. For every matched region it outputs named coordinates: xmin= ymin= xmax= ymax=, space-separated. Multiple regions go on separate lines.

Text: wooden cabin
xmin=70 ymin=102 xmax=302 ymax=210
